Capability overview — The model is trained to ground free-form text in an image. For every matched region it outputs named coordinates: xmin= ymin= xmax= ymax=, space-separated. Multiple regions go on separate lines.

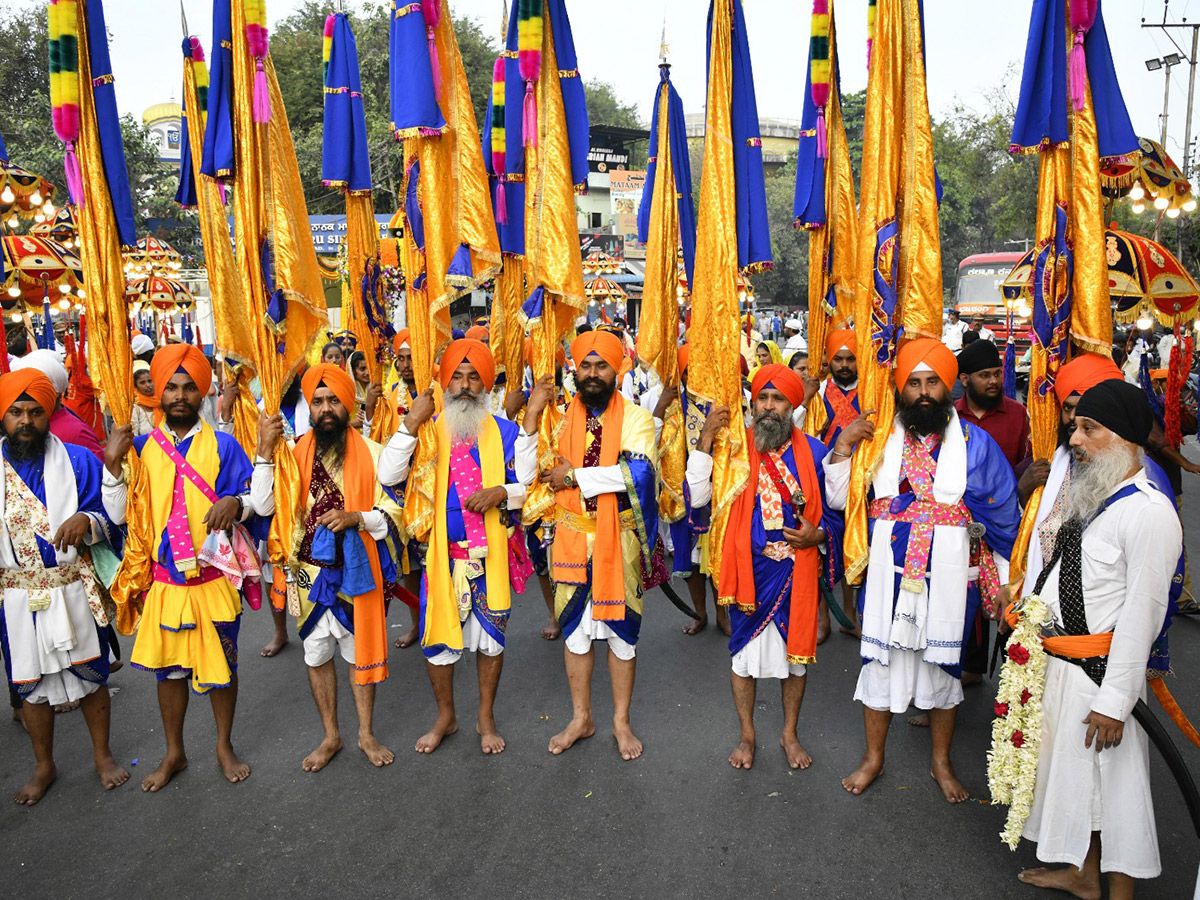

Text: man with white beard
xmin=1015 ymin=379 xmax=1182 ymax=900
xmin=378 ymin=339 xmax=528 ymax=755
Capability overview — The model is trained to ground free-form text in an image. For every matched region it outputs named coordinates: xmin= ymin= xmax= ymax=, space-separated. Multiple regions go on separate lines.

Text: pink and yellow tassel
xmin=48 ymin=0 xmax=83 ymax=205
xmin=491 ymin=57 xmax=508 ymax=224
xmin=322 ymin=14 xmax=334 ymax=86
xmin=517 ymin=0 xmax=543 ymax=148
xmin=809 ymin=0 xmax=830 ymax=159
xmin=243 ymin=0 xmax=271 ymax=123
xmin=423 ymin=0 xmax=443 ymax=101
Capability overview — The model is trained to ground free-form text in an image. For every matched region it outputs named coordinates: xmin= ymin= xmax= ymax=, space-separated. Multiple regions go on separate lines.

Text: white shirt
xmin=942 ymin=319 xmax=969 ymax=352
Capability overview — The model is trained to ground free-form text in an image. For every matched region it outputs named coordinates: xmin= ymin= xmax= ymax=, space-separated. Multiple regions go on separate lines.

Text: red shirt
xmin=953 ymin=395 xmax=1031 ymax=471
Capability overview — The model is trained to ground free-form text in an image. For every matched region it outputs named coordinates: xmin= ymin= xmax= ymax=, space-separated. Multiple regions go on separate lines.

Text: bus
xmin=954 ymin=251 xmax=1030 ymax=346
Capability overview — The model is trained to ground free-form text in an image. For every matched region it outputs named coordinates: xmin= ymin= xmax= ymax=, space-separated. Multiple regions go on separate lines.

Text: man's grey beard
xmin=1067 ymin=442 xmax=1141 ymax=522
xmin=443 ymin=390 xmax=488 ymax=443
xmin=752 ymin=408 xmax=793 ymax=452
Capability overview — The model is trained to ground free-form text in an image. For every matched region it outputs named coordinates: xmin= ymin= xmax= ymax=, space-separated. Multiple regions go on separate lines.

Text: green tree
xmin=585 ymin=79 xmax=643 ymax=129
xmin=750 ymin=159 xmax=808 ymax=309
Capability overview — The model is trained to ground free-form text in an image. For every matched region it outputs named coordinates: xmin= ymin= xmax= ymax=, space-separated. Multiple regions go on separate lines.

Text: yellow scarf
xmin=423 ymin=415 xmax=510 ymax=653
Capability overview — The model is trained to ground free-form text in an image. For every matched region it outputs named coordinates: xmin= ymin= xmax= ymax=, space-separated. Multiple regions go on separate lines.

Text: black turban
xmin=1075 ymin=379 xmax=1155 ymax=446
xmin=956 ymin=338 xmax=1002 ymax=374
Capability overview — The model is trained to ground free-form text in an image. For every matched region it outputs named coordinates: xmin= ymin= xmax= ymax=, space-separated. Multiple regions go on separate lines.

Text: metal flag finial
xmin=500 ymin=0 xmax=509 ymax=42
xmin=180 ymin=0 xmax=189 ymax=38
xmin=659 ymin=12 xmax=670 ymax=66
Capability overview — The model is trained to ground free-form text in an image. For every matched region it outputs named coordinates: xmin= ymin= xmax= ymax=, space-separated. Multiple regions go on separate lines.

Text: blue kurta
xmin=862 ymin=421 xmax=1020 ymax=676
xmin=728 ymin=435 xmax=845 ymax=657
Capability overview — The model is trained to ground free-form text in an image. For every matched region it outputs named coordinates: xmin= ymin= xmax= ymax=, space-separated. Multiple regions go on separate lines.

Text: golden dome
xmin=142 ymin=101 xmax=182 ymax=125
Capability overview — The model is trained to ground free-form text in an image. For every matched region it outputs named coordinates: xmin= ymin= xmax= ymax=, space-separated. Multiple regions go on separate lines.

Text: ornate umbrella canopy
xmin=584 ymin=274 xmax=627 ymax=303
xmin=1100 ymin=136 xmax=1196 ymax=214
xmin=125 ymin=275 xmax=194 ymax=311
xmin=0 ymin=158 xmax=56 ymax=221
xmin=1001 ymin=248 xmax=1035 ymax=304
xmin=30 ymin=204 xmax=78 ymax=246
xmin=1106 ymin=227 xmax=1200 ymax=325
xmin=124 ymin=235 xmax=184 ymax=278
xmin=583 ymin=249 xmax=622 ymax=274
xmin=1 ymin=233 xmax=82 ymax=305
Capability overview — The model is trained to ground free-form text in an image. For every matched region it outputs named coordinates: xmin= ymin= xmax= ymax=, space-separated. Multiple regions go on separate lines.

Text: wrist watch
xmin=563 ymin=468 xmax=577 ymax=490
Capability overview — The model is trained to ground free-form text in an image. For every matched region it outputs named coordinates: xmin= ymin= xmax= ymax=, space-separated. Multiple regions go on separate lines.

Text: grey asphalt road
xmin=3 ymin=496 xmax=1200 ymax=900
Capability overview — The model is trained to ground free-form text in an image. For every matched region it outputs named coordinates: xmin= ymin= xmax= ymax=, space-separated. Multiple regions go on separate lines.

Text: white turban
xmin=12 ymin=349 xmax=69 ymax=397
xmin=131 ymin=334 xmax=155 ymax=356
xmin=785 ymin=318 xmax=803 ymax=331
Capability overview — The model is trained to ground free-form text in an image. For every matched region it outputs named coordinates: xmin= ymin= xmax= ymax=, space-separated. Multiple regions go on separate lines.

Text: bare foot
xmin=1016 ymin=867 xmax=1102 ymax=900
xmin=96 ymin=755 xmax=129 ymax=790
xmin=841 ymin=755 xmax=884 ymax=795
xmin=109 ymin=660 xmax=124 ymax=673
xmin=838 ymin=624 xmax=862 ymax=638
xmin=217 ymin=742 xmax=250 ymax=783
xmin=716 ymin=607 xmax=732 ymax=638
xmin=14 ymin=762 xmax=56 ymax=805
xmin=541 ymin=619 xmax=562 ymax=641
xmin=358 ymin=734 xmax=395 ymax=767
xmin=682 ymin=615 xmax=707 ymax=636
xmin=415 ymin=716 xmax=458 ymax=753
xmin=302 ymin=736 xmax=343 ymax=772
xmin=908 ymin=712 xmax=930 ymax=727
xmin=478 ymin=722 xmax=506 ymax=755
xmin=260 ymin=633 xmax=288 ymax=658
xmin=394 ymin=625 xmax=419 ymax=649
xmin=613 ymin=722 xmax=643 ymax=761
xmin=729 ymin=737 xmax=755 ymax=769
xmin=141 ymin=753 xmax=187 ymax=792
xmin=549 ymin=715 xmax=595 ymax=755
xmin=53 ymin=700 xmax=80 ymax=714
xmin=781 ymin=733 xmax=812 ymax=770
xmin=931 ymin=759 xmax=969 ymax=803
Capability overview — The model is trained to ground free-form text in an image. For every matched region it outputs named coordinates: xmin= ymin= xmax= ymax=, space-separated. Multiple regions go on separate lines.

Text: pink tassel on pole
xmin=1067 ymin=0 xmax=1097 ymax=112
xmin=63 ymin=143 xmax=84 ymax=207
xmin=423 ymin=0 xmax=443 ymax=101
xmin=496 ymin=180 xmax=508 ymax=225
xmin=815 ymin=108 xmax=828 ymax=159
xmin=523 ymin=83 xmax=537 ymax=148
xmin=253 ymin=60 xmax=271 ymax=123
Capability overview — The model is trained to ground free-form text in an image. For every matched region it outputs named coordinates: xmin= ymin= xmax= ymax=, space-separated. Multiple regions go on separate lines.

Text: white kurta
xmin=1021 ymin=471 xmax=1181 ymax=879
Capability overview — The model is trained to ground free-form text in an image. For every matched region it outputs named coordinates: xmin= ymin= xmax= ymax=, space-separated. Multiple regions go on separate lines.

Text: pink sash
xmin=151 ymin=430 xmax=220 ymax=574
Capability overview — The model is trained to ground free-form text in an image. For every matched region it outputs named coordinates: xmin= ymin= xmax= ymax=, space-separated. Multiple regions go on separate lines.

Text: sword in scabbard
xmin=657 ymin=579 xmax=702 ymax=621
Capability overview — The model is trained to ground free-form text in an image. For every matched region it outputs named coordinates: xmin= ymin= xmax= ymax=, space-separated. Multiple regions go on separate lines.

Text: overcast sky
xmin=12 ymin=0 xmax=1200 ymax=165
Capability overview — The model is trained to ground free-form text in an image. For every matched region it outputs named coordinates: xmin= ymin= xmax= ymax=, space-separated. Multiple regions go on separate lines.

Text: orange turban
xmin=825 ymin=328 xmax=857 ymax=362
xmin=149 ymin=344 xmax=212 ymax=402
xmin=393 ymin=329 xmax=411 ymax=353
xmin=571 ymin=330 xmax=624 ymax=371
xmin=0 ymin=369 xmax=57 ymax=418
xmin=751 ymin=363 xmax=805 ymax=408
xmin=678 ymin=345 xmax=689 ymax=374
xmin=1053 ymin=353 xmax=1124 ymax=401
xmin=301 ymin=362 xmax=357 ymax=412
xmin=894 ymin=338 xmax=957 ymax=390
xmin=465 ymin=325 xmax=489 ymax=342
xmin=439 ymin=338 xmax=496 ymax=391
xmin=1150 ymin=368 xmax=1169 ymax=381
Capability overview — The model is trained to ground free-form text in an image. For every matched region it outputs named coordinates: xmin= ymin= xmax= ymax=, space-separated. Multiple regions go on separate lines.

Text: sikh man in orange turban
xmin=690 ymin=364 xmax=862 ymax=771
xmin=253 ymin=363 xmax=404 ymax=772
xmin=840 ymin=338 xmax=1020 ymax=803
xmin=378 ymin=339 xmax=530 ymax=755
xmin=519 ymin=330 xmax=661 ymax=761
xmin=0 ymin=370 xmax=127 ymax=805
xmin=104 ymin=344 xmax=273 ymax=792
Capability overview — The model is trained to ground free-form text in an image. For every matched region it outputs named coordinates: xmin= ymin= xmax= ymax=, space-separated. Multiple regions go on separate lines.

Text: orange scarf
xmin=137 ymin=392 xmax=164 ymax=426
xmin=294 ymin=428 xmax=388 ymax=685
xmin=824 ymin=382 xmax=858 ymax=446
xmin=554 ymin=390 xmax=626 ymax=620
xmin=719 ymin=428 xmax=823 ymax=663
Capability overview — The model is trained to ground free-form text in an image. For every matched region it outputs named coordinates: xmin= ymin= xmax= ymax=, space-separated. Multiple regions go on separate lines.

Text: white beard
xmin=1067 ymin=443 xmax=1141 ymax=522
xmin=442 ymin=390 xmax=489 ymax=443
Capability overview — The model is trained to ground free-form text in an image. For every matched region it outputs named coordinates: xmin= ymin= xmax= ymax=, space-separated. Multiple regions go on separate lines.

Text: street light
xmin=1148 ymin=54 xmax=1187 ymax=148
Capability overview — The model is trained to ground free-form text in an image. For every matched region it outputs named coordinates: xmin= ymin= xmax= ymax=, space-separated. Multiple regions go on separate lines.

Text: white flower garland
xmin=987 ymin=594 xmax=1052 ymax=850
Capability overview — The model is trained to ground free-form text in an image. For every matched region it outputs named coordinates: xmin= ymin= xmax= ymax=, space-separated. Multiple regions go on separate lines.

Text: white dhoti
xmin=303 ymin=609 xmax=356 ymax=668
xmin=426 ymin=611 xmax=504 ymax=666
xmin=731 ymin=623 xmax=806 ymax=679
xmin=4 ymin=579 xmax=105 ymax=706
xmin=854 ymin=653 xmax=963 ymax=713
xmin=1022 ymin=657 xmax=1160 ymax=879
xmin=564 ymin=600 xmax=636 ymax=660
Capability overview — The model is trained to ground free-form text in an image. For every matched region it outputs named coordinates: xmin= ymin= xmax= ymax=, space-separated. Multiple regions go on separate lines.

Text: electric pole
xmin=1143 ymin=1 xmax=1200 ymax=179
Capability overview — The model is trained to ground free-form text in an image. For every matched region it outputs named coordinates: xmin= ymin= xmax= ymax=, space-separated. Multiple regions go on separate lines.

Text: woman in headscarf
xmin=131 ymin=360 xmax=161 ymax=436
xmin=321 ymin=342 xmax=346 ymax=368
